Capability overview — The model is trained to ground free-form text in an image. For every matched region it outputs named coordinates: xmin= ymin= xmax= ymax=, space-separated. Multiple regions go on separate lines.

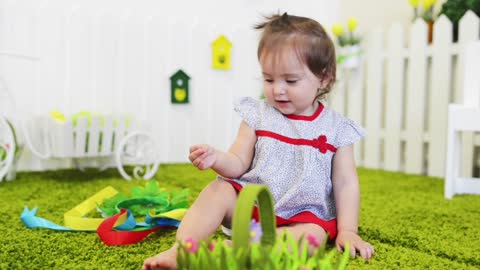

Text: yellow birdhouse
xmin=212 ymin=35 xmax=232 ymax=70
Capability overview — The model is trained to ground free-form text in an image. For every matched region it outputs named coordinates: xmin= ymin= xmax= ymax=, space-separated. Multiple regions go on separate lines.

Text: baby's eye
xmin=286 ymin=80 xmax=298 ymax=84
xmin=264 ymin=79 xmax=274 ymax=83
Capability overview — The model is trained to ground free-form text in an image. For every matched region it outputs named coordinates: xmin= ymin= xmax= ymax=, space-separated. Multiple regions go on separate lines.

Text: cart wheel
xmin=115 ymin=131 xmax=160 ymax=181
xmin=0 ymin=116 xmax=15 ymax=181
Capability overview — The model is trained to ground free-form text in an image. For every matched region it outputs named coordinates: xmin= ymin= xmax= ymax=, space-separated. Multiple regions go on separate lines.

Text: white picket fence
xmin=0 ymin=1 xmax=479 ymax=178
xmin=331 ymin=11 xmax=480 ymax=178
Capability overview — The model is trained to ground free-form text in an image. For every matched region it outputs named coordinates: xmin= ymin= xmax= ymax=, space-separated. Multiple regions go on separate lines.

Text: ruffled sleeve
xmin=233 ymin=97 xmax=261 ymax=129
xmin=333 ymin=118 xmax=366 ymax=148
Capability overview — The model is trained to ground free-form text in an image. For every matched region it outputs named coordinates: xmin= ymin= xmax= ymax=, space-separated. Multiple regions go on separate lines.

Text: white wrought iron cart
xmin=0 ymin=51 xmax=159 ymax=181
xmin=23 ymin=114 xmax=160 ymax=181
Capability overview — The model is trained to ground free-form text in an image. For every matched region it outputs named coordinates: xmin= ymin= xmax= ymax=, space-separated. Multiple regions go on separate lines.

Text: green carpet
xmin=0 ymin=165 xmax=479 ymax=269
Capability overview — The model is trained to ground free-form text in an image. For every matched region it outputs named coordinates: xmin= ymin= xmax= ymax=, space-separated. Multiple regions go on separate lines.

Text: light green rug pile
xmin=0 ymin=165 xmax=479 ymax=269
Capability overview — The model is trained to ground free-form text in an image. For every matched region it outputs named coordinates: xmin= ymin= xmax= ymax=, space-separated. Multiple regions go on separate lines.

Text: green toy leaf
xmin=98 ymin=181 xmax=189 ymax=218
xmin=170 ymin=189 xmax=189 ymax=209
xmin=129 ymin=204 xmax=150 ymax=217
xmin=131 ymin=181 xmax=168 ymax=199
xmin=97 ymin=193 xmax=128 ymax=217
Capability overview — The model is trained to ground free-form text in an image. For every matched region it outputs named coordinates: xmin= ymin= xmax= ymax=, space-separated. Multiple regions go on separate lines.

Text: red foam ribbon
xmin=97 ymin=208 xmax=163 ymax=246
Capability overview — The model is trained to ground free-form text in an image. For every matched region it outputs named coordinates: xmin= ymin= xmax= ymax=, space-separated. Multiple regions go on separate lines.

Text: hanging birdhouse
xmin=212 ymin=35 xmax=232 ymax=70
xmin=170 ymin=69 xmax=190 ymax=104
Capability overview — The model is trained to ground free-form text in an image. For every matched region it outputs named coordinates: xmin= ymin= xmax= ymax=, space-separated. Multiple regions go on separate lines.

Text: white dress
xmin=225 ymin=97 xmax=365 ymax=221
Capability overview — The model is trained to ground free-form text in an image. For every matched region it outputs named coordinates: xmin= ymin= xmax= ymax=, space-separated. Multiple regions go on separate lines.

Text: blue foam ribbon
xmin=21 ymin=206 xmax=180 ymax=231
xmin=141 ymin=214 xmax=180 ymax=227
xmin=21 ymin=206 xmax=72 ymax=231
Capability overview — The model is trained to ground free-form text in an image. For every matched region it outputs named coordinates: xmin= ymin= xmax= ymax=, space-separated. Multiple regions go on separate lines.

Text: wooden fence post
xmin=428 ymin=15 xmax=453 ymax=177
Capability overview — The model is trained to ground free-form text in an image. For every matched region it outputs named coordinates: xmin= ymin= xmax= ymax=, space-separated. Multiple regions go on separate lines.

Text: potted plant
xmin=332 ymin=18 xmax=362 ymax=69
xmin=408 ymin=0 xmax=438 ymax=43
xmin=177 ymin=184 xmax=350 ymax=270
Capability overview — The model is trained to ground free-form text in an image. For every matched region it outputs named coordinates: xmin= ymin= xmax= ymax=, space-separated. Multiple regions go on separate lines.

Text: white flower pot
xmin=338 ymin=45 xmax=362 ymax=69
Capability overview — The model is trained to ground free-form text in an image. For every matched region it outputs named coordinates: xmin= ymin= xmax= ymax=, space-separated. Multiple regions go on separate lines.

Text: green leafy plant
xmin=177 ymin=184 xmax=349 ymax=270
xmin=439 ymin=0 xmax=480 ymax=41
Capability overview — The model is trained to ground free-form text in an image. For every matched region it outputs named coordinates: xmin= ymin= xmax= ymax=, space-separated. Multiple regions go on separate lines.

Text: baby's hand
xmin=189 ymin=144 xmax=216 ymax=170
xmin=335 ymin=230 xmax=375 ymax=260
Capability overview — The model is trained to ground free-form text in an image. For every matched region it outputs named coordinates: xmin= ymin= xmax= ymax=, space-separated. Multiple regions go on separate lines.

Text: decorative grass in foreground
xmin=177 ymin=184 xmax=349 ymax=270
xmin=177 ymin=232 xmax=349 ymax=270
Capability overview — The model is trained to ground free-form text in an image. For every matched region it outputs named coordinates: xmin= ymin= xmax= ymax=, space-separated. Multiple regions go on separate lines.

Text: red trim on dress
xmin=226 ymin=180 xmax=337 ymax=240
xmin=256 ymin=130 xmax=337 ymax=154
xmin=285 ymin=102 xmax=324 ymax=121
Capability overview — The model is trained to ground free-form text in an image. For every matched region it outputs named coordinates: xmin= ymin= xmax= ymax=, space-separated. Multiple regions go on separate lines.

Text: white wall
xmin=0 ymin=0 xmax=339 ymax=170
xmin=338 ymin=0 xmax=447 ymax=39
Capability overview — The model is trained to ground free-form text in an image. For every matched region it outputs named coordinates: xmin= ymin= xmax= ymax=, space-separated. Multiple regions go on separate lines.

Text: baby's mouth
xmin=275 ymin=100 xmax=291 ymax=108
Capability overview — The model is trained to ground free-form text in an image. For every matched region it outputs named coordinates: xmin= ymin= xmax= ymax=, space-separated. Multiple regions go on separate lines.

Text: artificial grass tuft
xmin=0 ymin=165 xmax=479 ymax=269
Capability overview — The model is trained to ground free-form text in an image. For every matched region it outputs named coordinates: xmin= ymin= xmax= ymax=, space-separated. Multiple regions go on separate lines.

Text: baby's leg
xmin=277 ymin=223 xmax=327 ymax=254
xmin=142 ymin=180 xmax=237 ymax=270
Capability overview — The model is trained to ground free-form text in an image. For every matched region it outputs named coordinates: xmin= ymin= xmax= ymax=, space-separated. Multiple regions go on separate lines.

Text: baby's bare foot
xmin=142 ymin=246 xmax=178 ymax=270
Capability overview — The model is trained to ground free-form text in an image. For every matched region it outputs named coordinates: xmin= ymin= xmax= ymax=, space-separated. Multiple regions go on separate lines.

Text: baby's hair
xmin=254 ymin=13 xmax=336 ymax=101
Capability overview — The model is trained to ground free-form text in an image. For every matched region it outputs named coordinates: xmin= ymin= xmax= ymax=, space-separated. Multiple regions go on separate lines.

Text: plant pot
xmin=338 ymin=45 xmax=362 ymax=69
xmin=427 ymin=20 xmax=434 ymax=44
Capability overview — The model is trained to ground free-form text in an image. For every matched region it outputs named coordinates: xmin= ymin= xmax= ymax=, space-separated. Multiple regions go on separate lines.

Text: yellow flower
xmin=347 ymin=17 xmax=358 ymax=32
xmin=49 ymin=110 xmax=65 ymax=123
xmin=331 ymin=23 xmax=344 ymax=37
xmin=422 ymin=0 xmax=436 ymax=10
xmin=408 ymin=0 xmax=420 ymax=7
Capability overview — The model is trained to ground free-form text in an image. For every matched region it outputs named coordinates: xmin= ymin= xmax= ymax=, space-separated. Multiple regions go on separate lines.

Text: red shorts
xmin=226 ymin=180 xmax=337 ymax=240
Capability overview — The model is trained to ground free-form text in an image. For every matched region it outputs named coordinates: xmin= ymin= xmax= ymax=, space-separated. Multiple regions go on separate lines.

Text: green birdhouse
xmin=170 ymin=69 xmax=190 ymax=104
xmin=212 ymin=35 xmax=232 ymax=70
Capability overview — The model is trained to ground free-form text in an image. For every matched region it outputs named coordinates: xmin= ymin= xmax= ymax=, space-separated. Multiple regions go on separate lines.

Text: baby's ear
xmin=319 ymin=74 xmax=333 ymax=89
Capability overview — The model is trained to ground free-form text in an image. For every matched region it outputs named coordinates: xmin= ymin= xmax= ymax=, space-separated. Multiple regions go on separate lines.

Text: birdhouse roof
xmin=212 ymin=35 xmax=232 ymax=48
xmin=170 ymin=69 xmax=190 ymax=80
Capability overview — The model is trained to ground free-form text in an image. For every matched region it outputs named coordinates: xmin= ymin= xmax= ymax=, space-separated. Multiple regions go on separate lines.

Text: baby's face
xmin=260 ymin=47 xmax=322 ymax=116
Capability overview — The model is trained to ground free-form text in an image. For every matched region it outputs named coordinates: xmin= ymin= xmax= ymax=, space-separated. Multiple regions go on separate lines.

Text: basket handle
xmin=231 ymin=184 xmax=276 ymax=252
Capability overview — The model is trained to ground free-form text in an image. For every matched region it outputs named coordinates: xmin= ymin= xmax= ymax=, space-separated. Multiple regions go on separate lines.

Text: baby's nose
xmin=273 ymin=83 xmax=286 ymax=95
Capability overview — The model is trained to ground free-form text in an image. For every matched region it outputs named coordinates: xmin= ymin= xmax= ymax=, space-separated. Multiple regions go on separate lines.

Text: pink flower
xmin=306 ymin=233 xmax=320 ymax=248
xmin=208 ymin=240 xmax=216 ymax=252
xmin=184 ymin=237 xmax=198 ymax=253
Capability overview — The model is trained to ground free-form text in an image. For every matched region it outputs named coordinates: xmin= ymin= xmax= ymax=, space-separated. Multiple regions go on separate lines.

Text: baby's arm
xmin=332 ymin=144 xmax=375 ymax=260
xmin=189 ymin=121 xmax=256 ymax=179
